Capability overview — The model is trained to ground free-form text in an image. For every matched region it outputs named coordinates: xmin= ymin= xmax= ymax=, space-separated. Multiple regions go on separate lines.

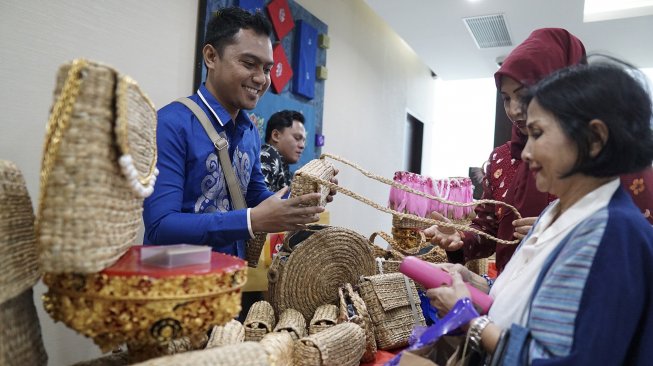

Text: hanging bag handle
xmin=175 ymin=97 xmax=247 ymax=210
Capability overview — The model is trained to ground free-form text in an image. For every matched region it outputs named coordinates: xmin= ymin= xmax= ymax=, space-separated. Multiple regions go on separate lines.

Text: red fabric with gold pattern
xmin=621 ymin=167 xmax=653 ymax=224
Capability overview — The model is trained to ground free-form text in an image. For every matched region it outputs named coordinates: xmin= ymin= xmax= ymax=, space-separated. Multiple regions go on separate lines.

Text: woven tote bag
xmin=267 ymin=225 xmax=376 ymax=320
xmin=358 ymin=272 xmax=425 ymax=350
xmin=0 ymin=161 xmax=47 ymax=366
xmin=0 ymin=160 xmax=41 ymax=303
xmin=0 ymin=289 xmax=48 ymax=366
xmin=289 ymin=157 xmax=336 ymax=207
xmin=293 ymin=322 xmax=366 ymax=366
xmin=338 ymin=283 xmax=377 ymax=362
xmin=309 ymin=304 xmax=338 ymax=335
xmin=37 ymin=59 xmax=158 ymax=272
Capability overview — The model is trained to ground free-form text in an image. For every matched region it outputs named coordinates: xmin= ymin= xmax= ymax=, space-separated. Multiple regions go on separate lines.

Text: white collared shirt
xmin=488 ymin=179 xmax=620 ymax=329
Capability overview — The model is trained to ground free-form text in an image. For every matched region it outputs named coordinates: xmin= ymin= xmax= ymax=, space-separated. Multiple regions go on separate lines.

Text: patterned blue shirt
xmin=143 ymin=84 xmax=273 ymax=257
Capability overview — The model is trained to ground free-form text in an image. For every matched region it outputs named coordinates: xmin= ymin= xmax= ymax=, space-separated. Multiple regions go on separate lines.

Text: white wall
xmin=295 ymin=0 xmax=437 ymax=238
xmin=1 ymin=1 xmax=198 ymax=365
xmin=2 ymin=0 xmax=436 ymax=365
xmin=426 ymin=77 xmax=497 ymax=178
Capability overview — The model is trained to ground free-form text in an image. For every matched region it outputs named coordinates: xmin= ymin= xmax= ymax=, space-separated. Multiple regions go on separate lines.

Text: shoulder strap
xmin=175 ymin=97 xmax=247 ymax=210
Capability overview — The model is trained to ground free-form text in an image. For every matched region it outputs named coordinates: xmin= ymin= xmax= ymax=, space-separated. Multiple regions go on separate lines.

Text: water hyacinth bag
xmin=37 ymin=59 xmax=158 ymax=272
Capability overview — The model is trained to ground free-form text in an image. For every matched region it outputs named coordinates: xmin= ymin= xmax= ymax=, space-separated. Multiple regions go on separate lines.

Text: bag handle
xmin=175 ymin=97 xmax=247 ymax=210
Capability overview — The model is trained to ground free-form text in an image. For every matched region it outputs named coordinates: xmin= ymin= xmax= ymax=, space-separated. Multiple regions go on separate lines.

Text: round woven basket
xmin=273 ymin=308 xmax=307 ymax=340
xmin=267 ymin=225 xmax=376 ymax=320
xmin=38 ymin=59 xmax=157 ymax=273
xmin=260 ymin=331 xmax=294 ymax=366
xmin=338 ymin=283 xmax=377 ymax=362
xmin=130 ymin=341 xmax=268 ymax=366
xmin=293 ymin=322 xmax=366 ymax=366
xmin=0 ymin=289 xmax=48 ymax=366
xmin=309 ymin=304 xmax=338 ymax=335
xmin=244 ymin=301 xmax=276 ymax=342
xmin=206 ymin=319 xmax=245 ymax=348
xmin=0 ymin=160 xmax=41 ymax=303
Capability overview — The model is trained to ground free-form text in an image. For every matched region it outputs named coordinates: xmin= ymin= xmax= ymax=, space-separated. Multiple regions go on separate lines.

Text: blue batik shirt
xmin=143 ymin=84 xmax=274 ymax=258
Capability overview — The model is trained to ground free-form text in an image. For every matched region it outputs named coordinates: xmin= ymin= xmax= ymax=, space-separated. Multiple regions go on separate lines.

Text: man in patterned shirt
xmin=260 ymin=110 xmax=306 ymax=192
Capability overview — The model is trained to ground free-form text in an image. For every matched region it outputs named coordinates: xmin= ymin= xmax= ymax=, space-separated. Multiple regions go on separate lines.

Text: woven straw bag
xmin=267 ymin=225 xmax=376 ymax=320
xmin=289 ymin=157 xmax=336 ymax=207
xmin=0 ymin=160 xmax=41 ymax=303
xmin=131 ymin=341 xmax=268 ymax=366
xmin=0 ymin=161 xmax=47 ymax=366
xmin=260 ymin=331 xmax=294 ymax=366
xmin=0 ymin=289 xmax=48 ymax=366
xmin=338 ymin=283 xmax=377 ymax=362
xmin=206 ymin=319 xmax=245 ymax=348
xmin=293 ymin=322 xmax=366 ymax=366
xmin=369 ymin=231 xmax=448 ymax=265
xmin=246 ymin=233 xmax=268 ymax=268
xmin=309 ymin=304 xmax=338 ymax=335
xmin=244 ymin=300 xmax=276 ymax=341
xmin=358 ymin=273 xmax=425 ymax=350
xmin=37 ymin=59 xmax=158 ymax=272
xmin=273 ymin=308 xmax=307 ymax=340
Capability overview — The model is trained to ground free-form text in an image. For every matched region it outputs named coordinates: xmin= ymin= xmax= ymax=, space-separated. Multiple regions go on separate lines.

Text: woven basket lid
xmin=267 ymin=225 xmax=376 ymax=320
xmin=0 ymin=289 xmax=48 ymax=366
xmin=0 ymin=160 xmax=40 ymax=304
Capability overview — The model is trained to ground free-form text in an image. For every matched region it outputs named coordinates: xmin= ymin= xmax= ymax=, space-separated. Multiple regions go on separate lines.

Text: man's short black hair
xmin=204 ymin=7 xmax=272 ymax=57
xmin=525 ymin=56 xmax=653 ymax=178
xmin=265 ymin=110 xmax=305 ymax=143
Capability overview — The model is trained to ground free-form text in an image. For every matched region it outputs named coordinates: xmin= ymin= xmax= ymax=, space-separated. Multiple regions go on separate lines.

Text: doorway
xmin=404 ymin=113 xmax=424 ymax=174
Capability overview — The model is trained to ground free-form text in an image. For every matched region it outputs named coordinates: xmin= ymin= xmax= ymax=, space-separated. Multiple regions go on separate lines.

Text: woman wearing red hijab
xmin=425 ymin=28 xmax=653 ymax=274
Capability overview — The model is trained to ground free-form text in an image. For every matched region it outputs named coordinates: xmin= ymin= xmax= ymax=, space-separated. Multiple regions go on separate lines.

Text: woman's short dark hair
xmin=525 ymin=57 xmax=653 ymax=177
xmin=204 ymin=7 xmax=272 ymax=57
xmin=265 ymin=110 xmax=305 ymax=143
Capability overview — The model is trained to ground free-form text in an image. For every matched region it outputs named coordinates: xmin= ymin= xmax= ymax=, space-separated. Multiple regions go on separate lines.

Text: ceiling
xmin=364 ymin=0 xmax=653 ymax=80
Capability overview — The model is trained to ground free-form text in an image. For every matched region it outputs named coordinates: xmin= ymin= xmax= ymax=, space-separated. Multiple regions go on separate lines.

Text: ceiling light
xmin=584 ymin=0 xmax=653 ymax=22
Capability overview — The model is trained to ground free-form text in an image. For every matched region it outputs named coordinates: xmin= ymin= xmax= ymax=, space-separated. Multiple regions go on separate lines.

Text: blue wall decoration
xmin=194 ymin=0 xmax=327 ymax=173
xmin=237 ymin=0 xmax=265 ymax=13
xmin=292 ymin=20 xmax=318 ymax=99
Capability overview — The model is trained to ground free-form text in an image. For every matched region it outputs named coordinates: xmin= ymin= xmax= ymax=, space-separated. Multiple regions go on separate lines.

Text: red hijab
xmin=493 ymin=29 xmax=586 ymax=269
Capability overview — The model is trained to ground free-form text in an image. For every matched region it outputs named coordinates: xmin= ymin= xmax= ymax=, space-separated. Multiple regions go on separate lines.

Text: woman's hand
xmin=433 ymin=263 xmax=490 ymax=293
xmin=423 ymin=212 xmax=463 ymax=251
xmin=513 ymin=217 xmax=537 ymax=240
xmin=426 ymin=271 xmax=471 ymax=315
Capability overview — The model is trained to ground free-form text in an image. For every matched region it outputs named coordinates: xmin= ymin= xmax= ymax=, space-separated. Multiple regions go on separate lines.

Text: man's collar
xmin=197 ymin=84 xmax=254 ymax=129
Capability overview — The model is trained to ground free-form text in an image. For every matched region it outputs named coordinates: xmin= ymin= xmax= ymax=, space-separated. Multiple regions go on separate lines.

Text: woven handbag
xmin=0 ymin=289 xmax=48 ymax=366
xmin=206 ymin=319 xmax=245 ymax=348
xmin=37 ymin=59 xmax=158 ymax=272
xmin=338 ymin=283 xmax=377 ymax=362
xmin=244 ymin=300 xmax=276 ymax=341
xmin=309 ymin=304 xmax=338 ymax=335
xmin=273 ymin=308 xmax=307 ymax=340
xmin=267 ymin=225 xmax=376 ymax=320
xmin=293 ymin=322 xmax=366 ymax=366
xmin=0 ymin=160 xmax=47 ymax=366
xmin=0 ymin=160 xmax=41 ymax=303
xmin=358 ymin=272 xmax=425 ymax=350
xmin=289 ymin=157 xmax=337 ymax=207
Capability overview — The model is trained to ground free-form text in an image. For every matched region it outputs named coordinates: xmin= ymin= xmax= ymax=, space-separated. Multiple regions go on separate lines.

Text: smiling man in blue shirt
xmin=143 ymin=7 xmax=326 ymax=259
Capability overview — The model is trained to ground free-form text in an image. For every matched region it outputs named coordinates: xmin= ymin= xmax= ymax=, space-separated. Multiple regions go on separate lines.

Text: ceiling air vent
xmin=463 ymin=14 xmax=512 ymax=49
